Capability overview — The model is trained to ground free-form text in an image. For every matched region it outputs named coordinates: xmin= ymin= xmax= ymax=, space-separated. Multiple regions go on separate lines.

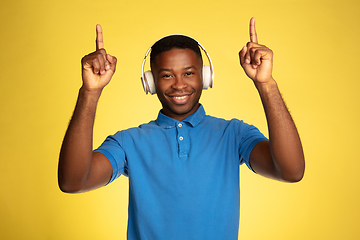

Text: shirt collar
xmin=156 ymin=104 xmax=206 ymax=128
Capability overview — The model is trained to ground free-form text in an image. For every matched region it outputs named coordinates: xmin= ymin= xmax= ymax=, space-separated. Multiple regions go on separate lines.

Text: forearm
xmin=255 ymin=79 xmax=305 ymax=182
xmin=58 ymin=87 xmax=102 ymax=192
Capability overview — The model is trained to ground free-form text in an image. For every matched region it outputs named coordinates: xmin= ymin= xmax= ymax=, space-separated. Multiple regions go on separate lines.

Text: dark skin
xmin=58 ymin=18 xmax=304 ymax=193
xmin=58 ymin=25 xmax=114 ymax=193
xmin=240 ymin=18 xmax=304 ymax=181
xmin=152 ymin=48 xmax=204 ymax=121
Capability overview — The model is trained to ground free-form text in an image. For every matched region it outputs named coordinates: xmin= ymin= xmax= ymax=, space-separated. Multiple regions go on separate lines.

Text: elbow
xmin=58 ymin=182 xmax=83 ymax=193
xmin=282 ymin=170 xmax=304 ymax=183
xmin=58 ymin=174 xmax=84 ymax=193
xmin=280 ymin=162 xmax=305 ymax=183
xmin=58 ymin=181 xmax=79 ymax=193
xmin=59 ymin=183 xmax=78 ymax=193
xmin=57 ymin=163 xmax=89 ymax=193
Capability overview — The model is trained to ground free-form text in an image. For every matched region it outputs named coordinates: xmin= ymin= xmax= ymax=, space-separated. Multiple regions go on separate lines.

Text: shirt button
xmin=178 ymin=123 xmax=182 ymax=127
xmin=179 ymin=136 xmax=184 ymax=141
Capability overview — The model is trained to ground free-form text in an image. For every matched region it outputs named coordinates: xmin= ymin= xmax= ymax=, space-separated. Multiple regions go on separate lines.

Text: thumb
xmin=107 ymin=54 xmax=116 ymax=63
xmin=238 ymin=46 xmax=247 ymax=66
xmin=106 ymin=54 xmax=117 ymax=71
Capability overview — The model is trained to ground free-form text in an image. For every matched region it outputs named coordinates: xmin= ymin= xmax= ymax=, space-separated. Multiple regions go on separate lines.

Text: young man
xmin=58 ymin=18 xmax=305 ymax=239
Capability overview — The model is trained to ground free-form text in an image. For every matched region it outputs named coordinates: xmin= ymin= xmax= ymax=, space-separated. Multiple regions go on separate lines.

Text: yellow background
xmin=1 ymin=0 xmax=359 ymax=239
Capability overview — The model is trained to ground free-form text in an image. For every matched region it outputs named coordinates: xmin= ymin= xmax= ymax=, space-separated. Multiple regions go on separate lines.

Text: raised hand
xmin=81 ymin=24 xmax=117 ymax=92
xmin=239 ymin=17 xmax=273 ymax=84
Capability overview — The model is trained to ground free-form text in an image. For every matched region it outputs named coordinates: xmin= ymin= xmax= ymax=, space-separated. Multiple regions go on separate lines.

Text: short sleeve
xmin=237 ymin=122 xmax=268 ymax=172
xmin=94 ymin=132 xmax=128 ymax=183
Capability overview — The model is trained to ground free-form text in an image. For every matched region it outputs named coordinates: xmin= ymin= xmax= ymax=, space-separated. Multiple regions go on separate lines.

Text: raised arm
xmin=239 ymin=18 xmax=305 ymax=182
xmin=58 ymin=25 xmax=117 ymax=193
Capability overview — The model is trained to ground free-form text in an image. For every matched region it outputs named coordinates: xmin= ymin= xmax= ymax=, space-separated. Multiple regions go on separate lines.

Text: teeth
xmin=173 ymin=96 xmax=187 ymax=100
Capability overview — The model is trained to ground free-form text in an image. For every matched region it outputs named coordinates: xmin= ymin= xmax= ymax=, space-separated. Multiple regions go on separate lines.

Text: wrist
xmin=254 ymin=78 xmax=278 ymax=95
xmin=79 ymin=86 xmax=102 ymax=103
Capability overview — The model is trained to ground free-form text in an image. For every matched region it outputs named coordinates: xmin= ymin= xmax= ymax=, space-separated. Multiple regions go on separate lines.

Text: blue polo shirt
xmin=94 ymin=104 xmax=268 ymax=240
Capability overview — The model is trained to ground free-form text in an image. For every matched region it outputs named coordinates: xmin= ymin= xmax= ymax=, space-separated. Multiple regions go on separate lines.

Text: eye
xmin=184 ymin=72 xmax=195 ymax=77
xmin=161 ymin=74 xmax=173 ymax=79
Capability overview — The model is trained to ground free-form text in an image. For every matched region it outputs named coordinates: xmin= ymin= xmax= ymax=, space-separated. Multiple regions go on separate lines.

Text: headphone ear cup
xmin=144 ymin=71 xmax=156 ymax=95
xmin=202 ymin=65 xmax=212 ymax=89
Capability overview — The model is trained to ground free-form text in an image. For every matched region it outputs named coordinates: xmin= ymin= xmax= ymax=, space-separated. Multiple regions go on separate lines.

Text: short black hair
xmin=150 ymin=35 xmax=202 ymax=64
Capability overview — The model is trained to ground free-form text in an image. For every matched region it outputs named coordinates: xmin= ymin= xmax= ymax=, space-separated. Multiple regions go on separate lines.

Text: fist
xmin=81 ymin=24 xmax=117 ymax=92
xmin=239 ymin=18 xmax=274 ymax=84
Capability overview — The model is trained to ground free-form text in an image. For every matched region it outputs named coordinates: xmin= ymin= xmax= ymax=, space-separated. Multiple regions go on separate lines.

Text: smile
xmin=173 ymin=95 xmax=187 ymax=100
xmin=167 ymin=93 xmax=192 ymax=105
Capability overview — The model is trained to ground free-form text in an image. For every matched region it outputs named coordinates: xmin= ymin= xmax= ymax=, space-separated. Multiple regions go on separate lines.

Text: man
xmin=58 ymin=17 xmax=305 ymax=239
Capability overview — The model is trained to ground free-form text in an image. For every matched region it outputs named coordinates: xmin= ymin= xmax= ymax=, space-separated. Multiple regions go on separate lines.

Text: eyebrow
xmin=184 ymin=66 xmax=198 ymax=70
xmin=158 ymin=65 xmax=198 ymax=73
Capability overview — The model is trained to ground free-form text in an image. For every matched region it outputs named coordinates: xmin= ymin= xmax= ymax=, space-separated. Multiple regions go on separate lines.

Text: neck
xmin=161 ymin=103 xmax=200 ymax=121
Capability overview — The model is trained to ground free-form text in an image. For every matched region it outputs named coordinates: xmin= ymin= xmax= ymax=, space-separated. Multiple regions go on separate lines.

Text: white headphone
xmin=141 ymin=34 xmax=214 ymax=95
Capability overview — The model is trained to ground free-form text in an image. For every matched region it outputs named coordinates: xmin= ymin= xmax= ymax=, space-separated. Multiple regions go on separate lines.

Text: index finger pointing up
xmin=249 ymin=17 xmax=258 ymax=43
xmin=96 ymin=24 xmax=104 ymax=50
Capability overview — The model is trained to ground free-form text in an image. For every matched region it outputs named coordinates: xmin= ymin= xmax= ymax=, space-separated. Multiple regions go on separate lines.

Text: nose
xmin=172 ymin=75 xmax=187 ymax=90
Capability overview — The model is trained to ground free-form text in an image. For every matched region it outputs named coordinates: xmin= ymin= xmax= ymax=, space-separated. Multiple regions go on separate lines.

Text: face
xmin=152 ymin=48 xmax=203 ymax=121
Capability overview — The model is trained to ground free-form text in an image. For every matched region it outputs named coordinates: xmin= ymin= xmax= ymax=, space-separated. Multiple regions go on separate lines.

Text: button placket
xmin=176 ymin=122 xmax=188 ymax=159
